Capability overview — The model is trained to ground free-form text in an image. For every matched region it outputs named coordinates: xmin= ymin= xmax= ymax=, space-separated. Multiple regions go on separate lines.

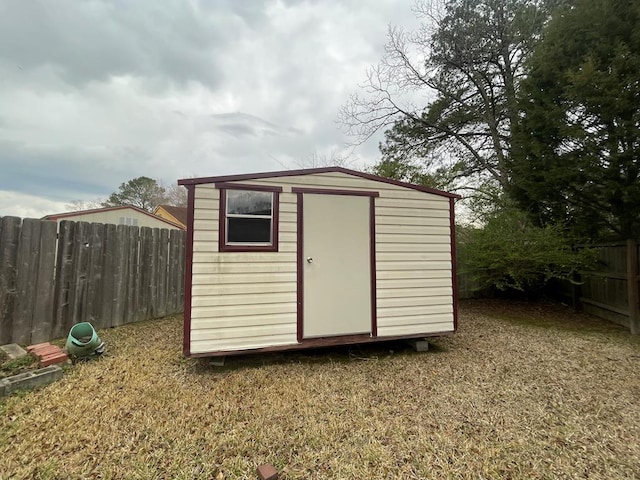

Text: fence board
xmin=0 ymin=217 xmax=21 ymax=344
xmin=178 ymin=230 xmax=185 ymax=307
xmin=30 ymin=220 xmax=57 ymax=343
xmin=101 ymin=223 xmax=117 ymax=328
xmin=149 ymin=228 xmax=160 ymax=318
xmin=125 ymin=226 xmax=139 ymax=324
xmin=139 ymin=227 xmax=152 ymax=321
xmin=158 ymin=228 xmax=169 ymax=317
xmin=169 ymin=229 xmax=180 ymax=312
xmin=85 ymin=223 xmax=105 ymax=327
xmin=53 ymin=221 xmax=75 ymax=338
xmin=13 ymin=219 xmax=42 ymax=344
xmin=111 ymin=225 xmax=128 ymax=327
xmin=68 ymin=222 xmax=92 ymax=334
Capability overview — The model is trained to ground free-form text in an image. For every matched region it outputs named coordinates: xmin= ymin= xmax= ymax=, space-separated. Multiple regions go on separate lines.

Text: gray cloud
xmin=0 ymin=0 xmax=418 ymax=216
xmin=0 ymin=141 xmax=118 ymax=200
xmin=210 ymin=113 xmax=301 ymax=138
xmin=0 ymin=0 xmax=245 ymax=88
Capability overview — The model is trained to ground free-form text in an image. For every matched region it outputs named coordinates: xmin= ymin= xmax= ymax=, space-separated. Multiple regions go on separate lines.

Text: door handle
xmin=307 ymin=257 xmax=313 ymax=264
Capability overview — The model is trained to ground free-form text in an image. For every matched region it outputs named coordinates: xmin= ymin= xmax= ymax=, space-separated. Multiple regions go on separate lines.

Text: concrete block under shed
xmin=406 ymin=339 xmax=430 ymax=352
xmin=0 ymin=343 xmax=27 ymax=360
xmin=210 ymin=357 xmax=226 ymax=367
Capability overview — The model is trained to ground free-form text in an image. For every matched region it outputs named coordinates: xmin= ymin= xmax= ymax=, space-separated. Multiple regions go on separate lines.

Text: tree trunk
xmin=627 ymin=238 xmax=639 ymax=335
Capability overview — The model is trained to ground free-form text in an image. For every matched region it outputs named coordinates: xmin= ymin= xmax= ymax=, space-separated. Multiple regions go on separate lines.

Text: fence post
xmin=628 ymin=238 xmax=639 ymax=335
xmin=571 ymin=272 xmax=582 ymax=312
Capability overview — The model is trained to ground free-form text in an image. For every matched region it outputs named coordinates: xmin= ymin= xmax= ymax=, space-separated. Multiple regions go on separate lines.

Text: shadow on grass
xmin=461 ymin=298 xmax=634 ymax=336
xmin=187 ymin=338 xmax=451 ymax=375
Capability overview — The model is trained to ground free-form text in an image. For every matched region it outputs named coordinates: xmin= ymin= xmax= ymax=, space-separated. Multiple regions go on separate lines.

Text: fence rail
xmin=0 ymin=216 xmax=185 ymax=345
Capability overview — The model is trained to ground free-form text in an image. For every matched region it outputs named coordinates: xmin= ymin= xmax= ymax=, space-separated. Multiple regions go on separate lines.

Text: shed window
xmin=219 ymin=187 xmax=280 ymax=252
xmin=119 ymin=217 xmax=138 ymax=226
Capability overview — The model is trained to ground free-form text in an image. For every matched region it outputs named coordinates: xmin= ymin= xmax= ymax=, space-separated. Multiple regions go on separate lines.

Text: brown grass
xmin=1 ymin=299 xmax=639 ymax=479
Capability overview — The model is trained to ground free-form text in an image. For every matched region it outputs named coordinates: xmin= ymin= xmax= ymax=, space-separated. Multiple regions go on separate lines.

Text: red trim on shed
xmin=179 ymin=166 xmax=460 ymax=199
xmin=370 ymin=196 xmax=378 ymax=337
xmin=296 ymin=193 xmax=304 ymax=342
xmin=215 ymin=183 xmax=284 ymax=193
xmin=449 ymin=197 xmax=459 ymax=332
xmin=218 ymin=186 xmax=227 ymax=252
xmin=183 ymin=185 xmax=195 ymax=356
xmin=188 ymin=330 xmax=454 ymax=357
xmin=291 ymin=187 xmax=379 ymax=197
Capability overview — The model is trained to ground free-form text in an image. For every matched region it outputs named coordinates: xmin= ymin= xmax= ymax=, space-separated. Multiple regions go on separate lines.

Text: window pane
xmin=227 ymin=190 xmax=272 ymax=215
xmin=227 ymin=217 xmax=272 ymax=243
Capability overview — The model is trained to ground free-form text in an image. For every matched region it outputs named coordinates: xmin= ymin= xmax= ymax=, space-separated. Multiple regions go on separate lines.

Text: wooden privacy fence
xmin=575 ymin=242 xmax=639 ymax=329
xmin=0 ymin=217 xmax=186 ymax=345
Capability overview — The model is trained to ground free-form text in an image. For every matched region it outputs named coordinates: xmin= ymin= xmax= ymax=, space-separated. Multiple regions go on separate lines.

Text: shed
xmin=43 ymin=205 xmax=185 ymax=230
xmin=154 ymin=205 xmax=188 ymax=229
xmin=178 ymin=167 xmax=460 ymax=357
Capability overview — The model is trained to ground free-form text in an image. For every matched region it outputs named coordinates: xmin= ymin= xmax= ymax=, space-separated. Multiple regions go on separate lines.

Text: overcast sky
xmin=0 ymin=0 xmax=420 ymax=217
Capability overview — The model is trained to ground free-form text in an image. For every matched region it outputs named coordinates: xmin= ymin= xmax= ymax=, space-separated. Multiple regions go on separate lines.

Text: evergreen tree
xmin=512 ymin=0 xmax=640 ymax=241
xmin=103 ymin=176 xmax=167 ymax=212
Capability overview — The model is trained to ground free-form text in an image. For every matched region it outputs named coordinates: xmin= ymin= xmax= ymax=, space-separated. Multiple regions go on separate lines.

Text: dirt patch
xmin=1 ymin=303 xmax=639 ymax=479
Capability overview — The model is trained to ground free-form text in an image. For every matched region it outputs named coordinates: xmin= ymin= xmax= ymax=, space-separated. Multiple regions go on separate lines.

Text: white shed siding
xmin=374 ymin=187 xmax=453 ymax=336
xmin=190 ymin=186 xmax=298 ymax=354
xmin=189 ymin=171 xmax=455 ymax=353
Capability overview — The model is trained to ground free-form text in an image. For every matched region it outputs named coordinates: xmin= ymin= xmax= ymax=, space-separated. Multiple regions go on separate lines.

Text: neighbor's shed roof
xmin=155 ymin=205 xmax=188 ymax=226
xmin=178 ymin=167 xmax=461 ymax=199
xmin=43 ymin=205 xmax=185 ymax=229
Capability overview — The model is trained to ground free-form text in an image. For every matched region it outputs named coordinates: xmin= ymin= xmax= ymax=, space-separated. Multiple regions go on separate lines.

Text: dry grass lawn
xmin=1 ymin=300 xmax=639 ymax=479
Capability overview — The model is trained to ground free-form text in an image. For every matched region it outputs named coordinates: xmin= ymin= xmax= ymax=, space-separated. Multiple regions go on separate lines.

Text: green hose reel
xmin=66 ymin=322 xmax=105 ymax=358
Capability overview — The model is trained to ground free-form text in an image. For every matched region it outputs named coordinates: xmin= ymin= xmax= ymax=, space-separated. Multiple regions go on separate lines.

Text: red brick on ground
xmin=31 ymin=346 xmax=59 ymax=357
xmin=257 ymin=464 xmax=279 ymax=480
xmin=27 ymin=343 xmax=68 ymax=367
xmin=40 ymin=352 xmax=68 ymax=367
xmin=26 ymin=342 xmax=51 ymax=353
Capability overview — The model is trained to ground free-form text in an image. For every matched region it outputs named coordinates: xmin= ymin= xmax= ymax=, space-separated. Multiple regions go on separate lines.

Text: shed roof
xmin=155 ymin=205 xmax=188 ymax=226
xmin=42 ymin=205 xmax=185 ymax=229
xmin=178 ymin=166 xmax=461 ymax=199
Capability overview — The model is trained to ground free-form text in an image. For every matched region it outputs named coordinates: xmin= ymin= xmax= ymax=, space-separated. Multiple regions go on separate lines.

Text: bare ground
xmin=1 ymin=299 xmax=639 ymax=479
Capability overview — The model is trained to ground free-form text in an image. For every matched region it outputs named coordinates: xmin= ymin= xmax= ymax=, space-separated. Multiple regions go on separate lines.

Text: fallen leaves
xmin=0 ymin=301 xmax=639 ymax=479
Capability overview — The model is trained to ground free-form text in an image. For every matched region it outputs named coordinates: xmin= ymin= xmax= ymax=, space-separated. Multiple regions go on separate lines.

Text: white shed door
xmin=303 ymin=193 xmax=371 ymax=338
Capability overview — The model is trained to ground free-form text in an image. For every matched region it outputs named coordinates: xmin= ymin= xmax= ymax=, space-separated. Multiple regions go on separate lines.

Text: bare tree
xmin=340 ymin=0 xmax=557 ymax=197
xmin=65 ymin=198 xmax=105 ymax=211
xmin=273 ymin=149 xmax=358 ymax=171
xmin=163 ymin=183 xmax=188 ymax=208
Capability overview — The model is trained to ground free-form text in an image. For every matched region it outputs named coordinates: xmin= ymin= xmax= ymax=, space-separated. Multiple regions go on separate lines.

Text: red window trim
xmin=218 ymin=184 xmax=281 ymax=252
